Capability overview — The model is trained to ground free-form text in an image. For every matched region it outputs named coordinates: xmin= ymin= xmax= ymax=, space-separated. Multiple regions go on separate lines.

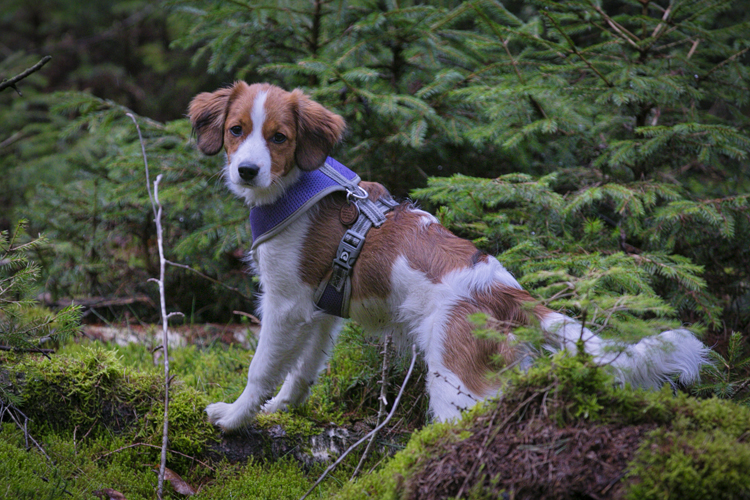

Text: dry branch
xmin=0 ymin=56 xmax=52 ymax=94
xmin=352 ymin=333 xmax=392 ymax=479
xmin=127 ymin=112 xmax=174 ymax=499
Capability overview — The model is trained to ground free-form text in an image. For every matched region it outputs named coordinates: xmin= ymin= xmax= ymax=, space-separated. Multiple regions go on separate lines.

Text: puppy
xmin=188 ymin=82 xmax=709 ymax=430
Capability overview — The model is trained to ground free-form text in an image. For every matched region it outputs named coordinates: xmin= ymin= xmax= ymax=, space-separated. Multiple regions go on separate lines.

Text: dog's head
xmin=188 ymin=82 xmax=346 ymax=205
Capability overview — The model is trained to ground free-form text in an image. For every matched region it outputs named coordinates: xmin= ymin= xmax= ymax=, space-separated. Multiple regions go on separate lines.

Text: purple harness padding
xmin=248 ymin=157 xmax=397 ymax=317
xmin=249 ymin=157 xmax=360 ymax=249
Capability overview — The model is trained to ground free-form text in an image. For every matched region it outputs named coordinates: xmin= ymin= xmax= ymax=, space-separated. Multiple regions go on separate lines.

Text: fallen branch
xmin=0 ymin=56 xmax=52 ymax=95
xmin=300 ymin=343 xmax=418 ymax=500
xmin=95 ymin=442 xmax=215 ymax=472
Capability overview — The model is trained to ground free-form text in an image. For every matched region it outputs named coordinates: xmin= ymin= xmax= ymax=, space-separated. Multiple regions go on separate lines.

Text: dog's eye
xmin=229 ymin=125 xmax=243 ymax=137
xmin=271 ymin=133 xmax=287 ymax=144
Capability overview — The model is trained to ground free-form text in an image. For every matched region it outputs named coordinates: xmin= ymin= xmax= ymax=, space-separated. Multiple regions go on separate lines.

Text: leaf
xmin=93 ymin=489 xmax=127 ymax=500
xmin=163 ymin=467 xmax=197 ymax=496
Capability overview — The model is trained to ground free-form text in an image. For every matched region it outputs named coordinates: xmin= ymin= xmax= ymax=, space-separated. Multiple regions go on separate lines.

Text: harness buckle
xmin=330 ymin=228 xmax=366 ymax=292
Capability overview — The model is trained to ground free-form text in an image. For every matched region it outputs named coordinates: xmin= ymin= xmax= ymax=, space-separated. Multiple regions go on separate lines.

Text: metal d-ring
xmin=346 ymin=185 xmax=369 ymax=203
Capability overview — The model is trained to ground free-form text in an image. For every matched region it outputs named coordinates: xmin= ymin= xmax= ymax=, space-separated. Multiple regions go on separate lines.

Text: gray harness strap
xmin=313 ymin=167 xmax=398 ymax=318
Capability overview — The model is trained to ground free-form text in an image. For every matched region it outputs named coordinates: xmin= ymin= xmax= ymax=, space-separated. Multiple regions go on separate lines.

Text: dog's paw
xmin=205 ymin=402 xmax=248 ymax=431
xmin=260 ymin=397 xmax=288 ymax=414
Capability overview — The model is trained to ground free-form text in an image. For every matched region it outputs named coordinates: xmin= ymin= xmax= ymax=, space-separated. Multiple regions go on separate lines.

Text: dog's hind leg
xmin=261 ymin=313 xmax=343 ymax=414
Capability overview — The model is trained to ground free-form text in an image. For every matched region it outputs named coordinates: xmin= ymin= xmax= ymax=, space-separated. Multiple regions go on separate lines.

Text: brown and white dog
xmin=189 ymin=82 xmax=709 ymax=431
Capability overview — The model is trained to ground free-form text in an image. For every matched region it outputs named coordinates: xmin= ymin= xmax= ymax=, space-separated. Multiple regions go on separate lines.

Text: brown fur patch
xmin=351 ymin=205 xmax=485 ymax=301
xmin=443 ymin=286 xmax=552 ymax=395
xmin=299 ymin=182 xmax=394 ymax=297
xmin=259 ymin=86 xmax=299 ymax=178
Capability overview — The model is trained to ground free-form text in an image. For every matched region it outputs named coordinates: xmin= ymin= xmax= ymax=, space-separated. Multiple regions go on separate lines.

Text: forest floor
xmin=2 ymin=322 xmax=750 ymax=499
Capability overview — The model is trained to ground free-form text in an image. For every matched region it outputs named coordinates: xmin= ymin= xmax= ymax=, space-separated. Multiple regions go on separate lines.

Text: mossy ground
xmin=335 ymin=352 xmax=750 ymax=500
xmin=4 ymin=329 xmax=750 ymax=499
xmin=0 ymin=322 xmax=415 ymax=499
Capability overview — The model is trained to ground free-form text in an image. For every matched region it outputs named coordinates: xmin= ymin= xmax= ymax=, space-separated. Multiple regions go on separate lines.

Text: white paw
xmin=205 ymin=402 xmax=251 ymax=431
xmin=260 ymin=397 xmax=287 ymax=414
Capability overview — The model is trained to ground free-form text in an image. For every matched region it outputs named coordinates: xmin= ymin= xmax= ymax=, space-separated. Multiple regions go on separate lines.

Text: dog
xmin=188 ymin=82 xmax=709 ymax=431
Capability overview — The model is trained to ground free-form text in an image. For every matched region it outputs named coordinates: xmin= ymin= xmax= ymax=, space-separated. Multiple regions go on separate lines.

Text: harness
xmin=249 ymin=157 xmax=398 ymax=318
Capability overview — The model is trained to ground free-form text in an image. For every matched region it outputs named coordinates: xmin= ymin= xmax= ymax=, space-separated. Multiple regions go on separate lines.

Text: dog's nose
xmin=238 ymin=163 xmax=260 ymax=181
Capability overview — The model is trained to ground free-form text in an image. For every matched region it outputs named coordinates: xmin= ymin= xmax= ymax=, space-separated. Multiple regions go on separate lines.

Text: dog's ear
xmin=292 ymin=89 xmax=346 ymax=171
xmin=188 ymin=87 xmax=234 ymax=156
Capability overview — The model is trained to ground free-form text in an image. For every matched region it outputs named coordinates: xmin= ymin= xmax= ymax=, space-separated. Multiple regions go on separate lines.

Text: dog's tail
xmin=539 ymin=312 xmax=710 ymax=389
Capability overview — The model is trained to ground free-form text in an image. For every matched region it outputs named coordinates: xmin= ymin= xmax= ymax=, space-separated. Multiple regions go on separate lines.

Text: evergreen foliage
xmin=0 ymin=221 xmax=81 ymax=406
xmin=1 ymin=0 xmax=748 ymax=333
xmin=0 ymin=224 xmax=80 ymax=346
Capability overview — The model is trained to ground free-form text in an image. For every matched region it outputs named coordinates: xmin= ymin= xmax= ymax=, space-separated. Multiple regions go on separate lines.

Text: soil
xmin=406 ymin=388 xmax=656 ymax=500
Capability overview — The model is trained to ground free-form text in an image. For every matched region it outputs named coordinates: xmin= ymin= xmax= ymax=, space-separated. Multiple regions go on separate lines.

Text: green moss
xmin=254 ymin=410 xmax=319 ymax=437
xmin=0 ymin=430 xmax=66 ymax=499
xmin=10 ymin=345 xmax=219 ymax=458
xmin=626 ymin=427 xmax=750 ymax=500
xmin=0 ymin=424 xmax=162 ymax=500
xmin=196 ymin=457 xmax=346 ymax=500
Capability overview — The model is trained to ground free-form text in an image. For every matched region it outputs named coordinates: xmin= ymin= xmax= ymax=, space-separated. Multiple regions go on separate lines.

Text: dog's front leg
xmin=206 ymin=310 xmax=309 ymax=431
xmin=262 ymin=313 xmax=343 ymax=414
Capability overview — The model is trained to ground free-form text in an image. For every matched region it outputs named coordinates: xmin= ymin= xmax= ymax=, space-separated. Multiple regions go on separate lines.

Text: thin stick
xmin=153 ymin=174 xmax=171 ymax=500
xmin=4 ymin=405 xmax=52 ymax=462
xmin=125 ymin=114 xmax=156 ymax=213
xmin=0 ymin=346 xmax=54 ymax=354
xmin=95 ymin=442 xmax=215 ymax=472
xmin=165 ymin=260 xmax=253 ymax=301
xmin=127 ymin=111 xmax=172 ymax=499
xmin=299 ymin=343 xmax=418 ymax=500
xmin=351 ymin=333 xmax=392 ymax=479
xmin=0 ymin=56 xmax=52 ymax=94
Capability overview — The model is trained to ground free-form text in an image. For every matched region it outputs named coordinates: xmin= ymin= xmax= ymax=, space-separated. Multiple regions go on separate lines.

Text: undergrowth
xmin=4 ymin=324 xmax=749 ymax=499
xmin=0 ymin=322 xmax=419 ymax=498
xmin=335 ymin=352 xmax=750 ymax=500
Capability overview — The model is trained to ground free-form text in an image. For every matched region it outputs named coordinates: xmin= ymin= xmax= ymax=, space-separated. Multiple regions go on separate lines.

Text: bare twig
xmin=2 ymin=403 xmax=52 ymax=462
xmin=153 ymin=174 xmax=171 ymax=500
xmin=0 ymin=345 xmax=54 ymax=354
xmin=127 ymin=111 xmax=173 ymax=499
xmin=300 ymin=343 xmax=418 ymax=500
xmin=0 ymin=56 xmax=52 ymax=95
xmin=351 ymin=333 xmax=392 ymax=479
xmin=166 ymin=260 xmax=253 ymax=301
xmin=125 ymin=114 xmax=155 ymax=213
xmin=95 ymin=442 xmax=215 ymax=471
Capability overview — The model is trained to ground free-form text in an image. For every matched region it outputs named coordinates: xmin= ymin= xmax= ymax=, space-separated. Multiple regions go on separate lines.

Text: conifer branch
xmin=587 ymin=3 xmax=640 ymax=49
xmin=541 ymin=11 xmax=613 ymax=87
xmin=699 ymin=47 xmax=750 ymax=82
